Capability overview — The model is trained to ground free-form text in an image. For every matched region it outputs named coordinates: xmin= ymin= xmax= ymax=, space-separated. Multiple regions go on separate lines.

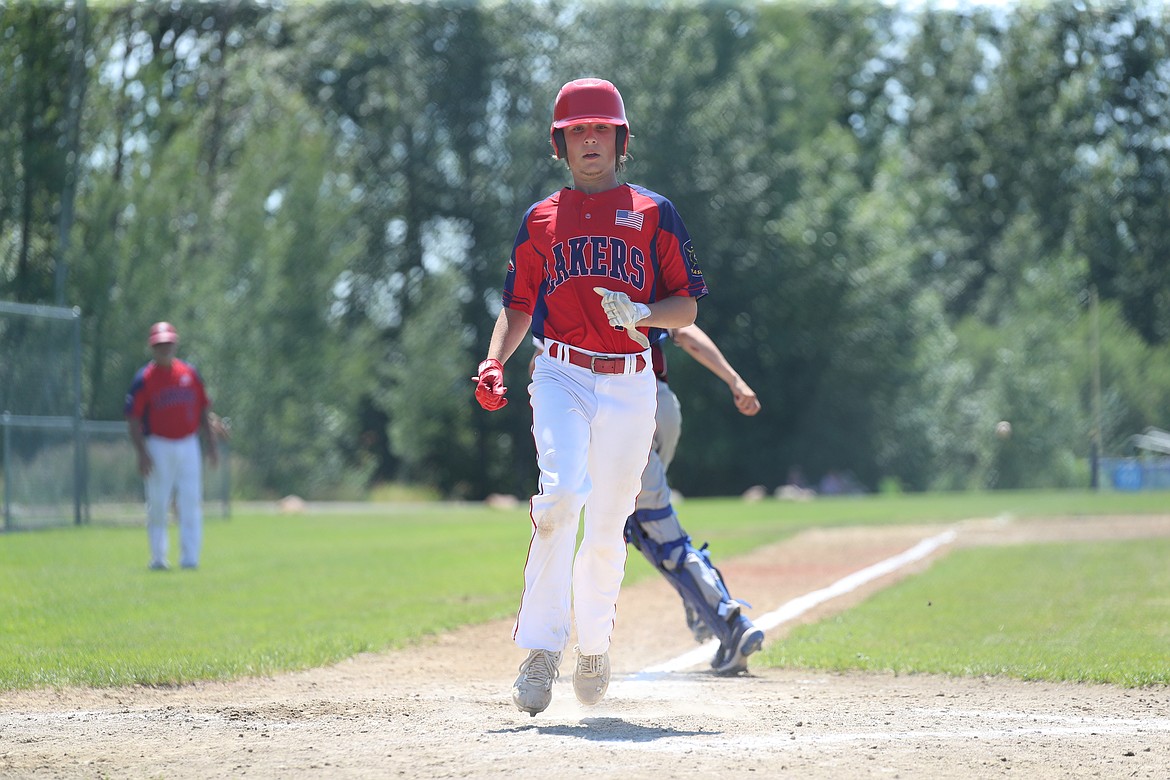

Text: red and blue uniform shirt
xmin=504 ymin=183 xmax=708 ymax=355
xmin=651 ymin=340 xmax=669 ymax=383
xmin=124 ymin=359 xmax=211 ymax=440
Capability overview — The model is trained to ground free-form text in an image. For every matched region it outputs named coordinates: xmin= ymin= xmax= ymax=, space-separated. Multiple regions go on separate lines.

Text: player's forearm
xmin=639 ymin=295 xmax=697 ymax=330
xmin=673 ymin=324 xmax=741 ymax=386
xmin=486 ymin=308 xmax=533 ymax=366
xmin=200 ymin=414 xmax=219 ymax=457
xmin=127 ymin=421 xmax=147 ymax=457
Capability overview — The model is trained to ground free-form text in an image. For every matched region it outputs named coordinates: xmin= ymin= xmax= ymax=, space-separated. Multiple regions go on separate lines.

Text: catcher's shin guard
xmin=624 ymin=507 xmax=745 ymax=646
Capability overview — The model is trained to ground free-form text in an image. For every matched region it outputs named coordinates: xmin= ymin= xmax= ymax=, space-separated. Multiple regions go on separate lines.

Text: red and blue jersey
xmin=503 ymin=183 xmax=708 ymax=354
xmin=124 ymin=359 xmax=211 ymax=439
xmin=651 ymin=340 xmax=669 ymax=383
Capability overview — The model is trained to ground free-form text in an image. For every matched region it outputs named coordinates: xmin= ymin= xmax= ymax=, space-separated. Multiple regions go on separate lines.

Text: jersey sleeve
xmin=191 ymin=366 xmax=212 ymax=414
xmin=652 ymin=197 xmax=709 ymax=302
xmin=501 ymin=202 xmax=544 ymax=315
xmin=124 ymin=366 xmax=149 ymax=418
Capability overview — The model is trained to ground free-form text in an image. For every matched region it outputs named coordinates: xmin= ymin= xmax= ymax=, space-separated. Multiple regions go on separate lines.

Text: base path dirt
xmin=3 ymin=514 xmax=1170 ymax=779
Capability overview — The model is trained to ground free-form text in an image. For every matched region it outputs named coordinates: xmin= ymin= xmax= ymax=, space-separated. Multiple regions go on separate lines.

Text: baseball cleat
xmin=512 ymin=649 xmax=561 ymax=717
xmin=572 ymin=646 xmax=610 ymax=706
xmin=711 ymin=615 xmax=765 ymax=675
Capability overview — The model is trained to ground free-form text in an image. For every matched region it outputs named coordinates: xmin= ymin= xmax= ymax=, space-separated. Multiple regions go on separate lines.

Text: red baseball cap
xmin=148 ymin=321 xmax=180 ymax=346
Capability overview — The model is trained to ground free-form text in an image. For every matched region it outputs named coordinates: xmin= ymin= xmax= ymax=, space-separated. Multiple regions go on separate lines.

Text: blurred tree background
xmin=3 ymin=0 xmax=1170 ymax=499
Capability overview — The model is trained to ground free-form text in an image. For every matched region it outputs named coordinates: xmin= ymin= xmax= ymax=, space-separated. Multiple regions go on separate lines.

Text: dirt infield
xmin=3 ymin=515 xmax=1170 ymax=779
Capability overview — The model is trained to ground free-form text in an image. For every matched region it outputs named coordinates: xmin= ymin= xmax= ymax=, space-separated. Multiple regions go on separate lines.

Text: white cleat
xmin=512 ymin=649 xmax=562 ymax=717
xmin=572 ymin=646 xmax=610 ymax=705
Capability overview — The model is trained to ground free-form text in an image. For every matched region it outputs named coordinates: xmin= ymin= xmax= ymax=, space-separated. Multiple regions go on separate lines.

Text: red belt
xmin=548 ymin=342 xmax=647 ymax=374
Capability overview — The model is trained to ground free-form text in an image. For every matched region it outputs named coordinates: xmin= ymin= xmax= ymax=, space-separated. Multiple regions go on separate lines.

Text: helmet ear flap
xmin=617 ymin=126 xmax=628 ymax=156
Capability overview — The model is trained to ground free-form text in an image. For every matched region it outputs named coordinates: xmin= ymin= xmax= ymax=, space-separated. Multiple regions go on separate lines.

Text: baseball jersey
xmin=504 ymin=183 xmax=708 ymax=354
xmin=124 ymin=359 xmax=211 ymax=439
xmin=651 ymin=340 xmax=669 ymax=383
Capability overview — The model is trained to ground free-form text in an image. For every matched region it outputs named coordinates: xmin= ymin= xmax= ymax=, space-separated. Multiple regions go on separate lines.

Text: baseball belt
xmin=548 ymin=342 xmax=647 ymax=375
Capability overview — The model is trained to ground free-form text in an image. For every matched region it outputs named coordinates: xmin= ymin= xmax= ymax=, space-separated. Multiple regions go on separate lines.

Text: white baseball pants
xmin=144 ymin=433 xmax=204 ymax=568
xmin=513 ymin=348 xmax=657 ymax=656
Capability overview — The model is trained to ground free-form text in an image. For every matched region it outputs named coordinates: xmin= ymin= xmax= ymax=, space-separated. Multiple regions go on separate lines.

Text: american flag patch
xmin=614 ymin=209 xmax=644 ymax=230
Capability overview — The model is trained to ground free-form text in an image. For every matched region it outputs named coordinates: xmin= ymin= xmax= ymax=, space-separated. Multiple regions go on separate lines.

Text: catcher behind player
xmin=624 ymin=324 xmax=765 ymax=674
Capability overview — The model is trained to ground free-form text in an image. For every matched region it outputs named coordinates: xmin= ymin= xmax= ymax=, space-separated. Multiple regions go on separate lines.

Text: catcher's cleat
xmin=512 ymin=649 xmax=562 ymax=717
xmin=572 ymin=646 xmax=610 ymax=706
xmin=711 ymin=614 xmax=765 ymax=675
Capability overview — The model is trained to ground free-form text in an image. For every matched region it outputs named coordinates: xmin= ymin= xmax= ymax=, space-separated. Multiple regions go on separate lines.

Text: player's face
xmin=564 ymin=123 xmax=619 ymax=191
xmin=151 ymin=342 xmax=177 ymax=366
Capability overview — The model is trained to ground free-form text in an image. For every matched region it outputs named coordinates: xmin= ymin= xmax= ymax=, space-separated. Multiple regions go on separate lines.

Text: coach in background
xmin=125 ymin=321 xmax=218 ymax=571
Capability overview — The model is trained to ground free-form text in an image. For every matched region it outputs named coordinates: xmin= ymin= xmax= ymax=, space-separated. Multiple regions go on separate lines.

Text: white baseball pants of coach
xmin=514 ymin=346 xmax=657 ymax=656
xmin=144 ymin=433 xmax=204 ymax=568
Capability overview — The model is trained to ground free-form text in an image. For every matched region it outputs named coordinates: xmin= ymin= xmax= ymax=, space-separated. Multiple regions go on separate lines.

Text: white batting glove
xmin=593 ymin=287 xmax=650 ymax=329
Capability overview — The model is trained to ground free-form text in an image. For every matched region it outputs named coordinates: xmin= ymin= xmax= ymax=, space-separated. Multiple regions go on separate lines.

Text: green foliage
xmin=943 ymin=227 xmax=1093 ymax=489
xmin=203 ymin=79 xmax=374 ymax=498
xmin=1085 ymin=299 xmax=1170 ymax=452
xmin=0 ymin=3 xmax=82 ymax=304
xmin=378 ymin=269 xmax=480 ymax=495
xmin=3 ymin=2 xmax=1170 ymax=500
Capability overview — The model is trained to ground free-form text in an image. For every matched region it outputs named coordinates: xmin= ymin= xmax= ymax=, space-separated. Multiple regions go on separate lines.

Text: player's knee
xmin=578 ymin=533 xmax=627 ymax=570
xmin=533 ymin=495 xmax=581 ymax=539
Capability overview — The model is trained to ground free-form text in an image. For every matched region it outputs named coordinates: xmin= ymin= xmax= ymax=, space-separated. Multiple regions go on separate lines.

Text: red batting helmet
xmin=148 ymin=321 xmax=179 ymax=346
xmin=549 ymin=78 xmax=629 ymax=159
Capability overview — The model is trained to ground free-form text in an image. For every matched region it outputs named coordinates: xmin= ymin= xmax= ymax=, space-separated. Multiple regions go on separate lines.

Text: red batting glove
xmin=473 ymin=358 xmax=508 ymax=411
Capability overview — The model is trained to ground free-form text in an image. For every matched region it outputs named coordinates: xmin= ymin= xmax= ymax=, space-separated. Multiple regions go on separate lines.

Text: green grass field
xmin=0 ymin=489 xmax=1166 ymax=691
xmin=763 ymin=537 xmax=1170 ymax=686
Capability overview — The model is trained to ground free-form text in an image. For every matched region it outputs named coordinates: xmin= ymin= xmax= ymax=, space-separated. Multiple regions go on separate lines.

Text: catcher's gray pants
xmin=625 ymin=380 xmax=741 ymax=645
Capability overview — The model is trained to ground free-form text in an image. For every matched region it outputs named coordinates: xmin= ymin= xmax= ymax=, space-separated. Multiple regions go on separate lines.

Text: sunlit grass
xmin=0 ymin=506 xmax=532 ymax=689
xmin=761 ymin=538 xmax=1170 ymax=686
xmin=0 ymin=489 xmax=1165 ymax=690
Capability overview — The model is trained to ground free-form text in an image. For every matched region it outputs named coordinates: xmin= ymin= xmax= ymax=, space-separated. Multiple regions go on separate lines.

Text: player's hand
xmin=731 ymin=380 xmax=761 ymax=417
xmin=593 ymin=287 xmax=650 ymax=330
xmin=209 ymin=412 xmax=231 ymax=441
xmin=473 ymin=358 xmax=508 ymax=411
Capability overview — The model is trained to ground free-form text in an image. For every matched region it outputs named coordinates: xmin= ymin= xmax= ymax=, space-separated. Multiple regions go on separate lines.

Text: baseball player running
xmin=125 ymin=322 xmax=218 ymax=571
xmin=531 ymin=324 xmax=765 ymax=675
xmin=473 ymin=77 xmax=708 ymax=716
xmin=625 ymin=324 xmax=766 ymax=674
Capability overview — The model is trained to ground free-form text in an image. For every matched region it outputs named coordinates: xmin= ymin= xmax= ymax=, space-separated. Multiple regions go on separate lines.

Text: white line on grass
xmin=634 ymin=528 xmax=959 ymax=676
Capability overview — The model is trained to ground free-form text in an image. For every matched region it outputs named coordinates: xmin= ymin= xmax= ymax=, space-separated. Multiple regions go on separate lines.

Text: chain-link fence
xmin=1 ymin=301 xmax=229 ymax=530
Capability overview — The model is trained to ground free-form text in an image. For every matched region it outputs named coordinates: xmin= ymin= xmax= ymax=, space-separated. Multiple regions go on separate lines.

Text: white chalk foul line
xmin=635 ymin=528 xmax=959 ymax=676
xmin=595 ymin=717 xmax=1170 ymax=753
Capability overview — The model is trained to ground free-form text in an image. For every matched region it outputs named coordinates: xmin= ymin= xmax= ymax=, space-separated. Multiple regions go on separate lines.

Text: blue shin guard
xmin=624 ymin=507 xmax=746 ymax=647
